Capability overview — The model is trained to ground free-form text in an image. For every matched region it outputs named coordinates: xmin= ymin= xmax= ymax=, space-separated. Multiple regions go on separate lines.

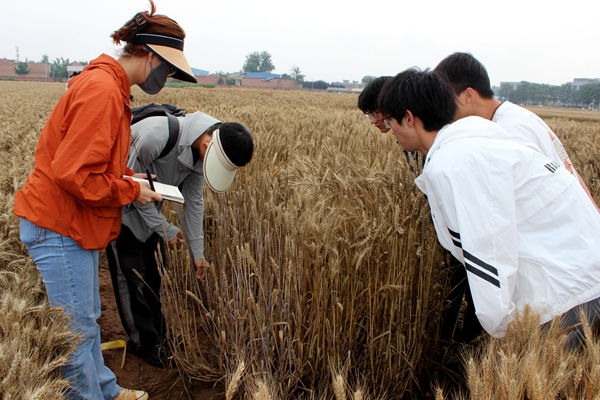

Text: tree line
xmin=496 ymin=81 xmax=600 ymax=108
xmin=14 ymin=55 xmax=88 ymax=79
xmin=361 ymin=75 xmax=600 ymax=108
xmin=18 ymin=51 xmax=598 ymax=104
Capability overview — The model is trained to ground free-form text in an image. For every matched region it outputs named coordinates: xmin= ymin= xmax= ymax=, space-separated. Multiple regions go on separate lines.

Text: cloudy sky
xmin=2 ymin=0 xmax=599 ymax=86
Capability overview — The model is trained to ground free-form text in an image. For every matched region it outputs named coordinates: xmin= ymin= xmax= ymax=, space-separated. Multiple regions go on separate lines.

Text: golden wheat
xmin=2 ymin=82 xmax=600 ymax=399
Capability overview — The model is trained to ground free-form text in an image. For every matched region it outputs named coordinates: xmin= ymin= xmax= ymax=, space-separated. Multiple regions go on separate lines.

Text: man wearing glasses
xmin=359 ymin=76 xmax=419 ymax=167
xmin=378 ymin=68 xmax=600 ymax=348
xmin=358 ymin=76 xmax=392 ymax=133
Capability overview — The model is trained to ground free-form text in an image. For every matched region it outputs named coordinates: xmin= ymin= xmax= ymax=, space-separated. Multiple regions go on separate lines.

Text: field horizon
xmin=1 ymin=81 xmax=599 ymax=399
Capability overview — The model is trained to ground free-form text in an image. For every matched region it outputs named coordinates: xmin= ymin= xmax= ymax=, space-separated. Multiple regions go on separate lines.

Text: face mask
xmin=138 ymin=58 xmax=169 ymax=95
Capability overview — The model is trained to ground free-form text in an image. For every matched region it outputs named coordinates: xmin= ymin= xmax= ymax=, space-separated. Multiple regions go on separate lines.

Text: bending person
xmin=106 ymin=112 xmax=253 ymax=368
xmin=358 ymin=76 xmax=418 ymax=166
xmin=378 ymin=68 xmax=600 ymax=347
xmin=434 ymin=52 xmax=599 ymax=213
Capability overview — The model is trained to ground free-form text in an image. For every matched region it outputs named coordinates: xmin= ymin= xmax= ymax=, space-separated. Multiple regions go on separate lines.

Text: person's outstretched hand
xmin=194 ymin=259 xmax=210 ymax=280
xmin=168 ymin=230 xmax=185 ymax=245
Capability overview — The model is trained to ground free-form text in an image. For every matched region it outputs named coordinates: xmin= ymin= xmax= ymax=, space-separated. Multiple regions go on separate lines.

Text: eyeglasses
xmin=364 ymin=110 xmax=379 ymax=122
xmin=167 ymin=65 xmax=177 ymax=77
xmin=383 ymin=116 xmax=393 ymax=130
xmin=150 ymin=54 xmax=176 ymax=77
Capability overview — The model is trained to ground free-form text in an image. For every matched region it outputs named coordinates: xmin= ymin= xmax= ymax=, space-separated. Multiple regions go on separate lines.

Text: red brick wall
xmin=0 ymin=59 xmax=17 ymax=77
xmin=194 ymin=75 xmax=221 ymax=85
xmin=240 ymin=77 xmax=302 ymax=90
xmin=29 ymin=62 xmax=49 ymax=77
xmin=0 ymin=61 xmax=305 ymax=89
xmin=170 ymin=75 xmax=303 ymax=91
xmin=168 ymin=75 xmax=224 ymax=86
xmin=0 ymin=59 xmax=51 ymax=79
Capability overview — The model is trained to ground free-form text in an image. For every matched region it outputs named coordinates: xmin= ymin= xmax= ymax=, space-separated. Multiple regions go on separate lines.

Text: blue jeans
xmin=20 ymin=218 xmax=121 ymax=400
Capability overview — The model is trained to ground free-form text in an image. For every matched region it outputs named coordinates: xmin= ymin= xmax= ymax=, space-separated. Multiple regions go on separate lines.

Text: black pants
xmin=443 ymin=253 xmax=600 ymax=348
xmin=547 ymin=296 xmax=600 ymax=350
xmin=441 ymin=255 xmax=483 ymax=344
xmin=105 ymin=225 xmax=165 ymax=350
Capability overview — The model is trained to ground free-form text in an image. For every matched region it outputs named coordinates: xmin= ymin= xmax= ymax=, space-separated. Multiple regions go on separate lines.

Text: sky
xmin=2 ymin=0 xmax=599 ymax=87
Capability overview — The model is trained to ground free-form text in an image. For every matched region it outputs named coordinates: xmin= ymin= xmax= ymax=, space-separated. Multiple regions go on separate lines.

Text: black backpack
xmin=131 ymin=103 xmax=186 ymax=159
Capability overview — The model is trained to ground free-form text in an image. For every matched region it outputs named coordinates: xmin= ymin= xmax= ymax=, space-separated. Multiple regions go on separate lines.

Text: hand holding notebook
xmin=127 ymin=176 xmax=184 ymax=203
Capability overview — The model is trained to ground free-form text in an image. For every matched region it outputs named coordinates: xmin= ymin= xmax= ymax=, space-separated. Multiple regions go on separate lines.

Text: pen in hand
xmin=146 ymin=168 xmax=156 ymax=192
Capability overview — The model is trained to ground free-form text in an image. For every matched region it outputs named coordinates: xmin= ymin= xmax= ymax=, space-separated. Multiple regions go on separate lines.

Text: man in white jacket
xmin=432 ymin=53 xmax=600 ymax=345
xmin=378 ymin=68 xmax=600 ymax=345
xmin=433 ymin=52 xmax=599 ymax=213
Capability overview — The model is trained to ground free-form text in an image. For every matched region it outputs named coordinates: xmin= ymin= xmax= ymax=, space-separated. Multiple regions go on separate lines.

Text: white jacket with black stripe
xmin=414 ymin=116 xmax=600 ymax=338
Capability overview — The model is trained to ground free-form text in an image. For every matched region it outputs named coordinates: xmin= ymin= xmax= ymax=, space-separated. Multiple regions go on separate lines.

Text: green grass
xmin=166 ymin=82 xmax=215 ymax=89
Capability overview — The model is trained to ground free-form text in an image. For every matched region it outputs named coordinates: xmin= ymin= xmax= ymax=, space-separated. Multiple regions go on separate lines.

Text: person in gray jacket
xmin=106 ymin=111 xmax=254 ymax=367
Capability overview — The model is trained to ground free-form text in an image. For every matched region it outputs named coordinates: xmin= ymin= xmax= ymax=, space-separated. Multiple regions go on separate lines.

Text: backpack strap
xmin=157 ymin=112 xmax=180 ymax=159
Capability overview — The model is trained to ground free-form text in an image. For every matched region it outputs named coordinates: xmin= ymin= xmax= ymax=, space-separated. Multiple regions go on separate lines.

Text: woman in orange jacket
xmin=13 ymin=2 xmax=197 ymax=399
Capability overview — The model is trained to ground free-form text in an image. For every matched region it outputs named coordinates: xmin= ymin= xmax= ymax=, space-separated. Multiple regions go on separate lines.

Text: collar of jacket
xmin=85 ymin=54 xmax=132 ymax=105
xmin=424 ymin=116 xmax=509 ymax=167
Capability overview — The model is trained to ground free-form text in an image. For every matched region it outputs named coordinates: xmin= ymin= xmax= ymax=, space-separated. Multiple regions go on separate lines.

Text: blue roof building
xmin=243 ymin=72 xmax=281 ymax=79
xmin=191 ymin=68 xmax=210 ymax=76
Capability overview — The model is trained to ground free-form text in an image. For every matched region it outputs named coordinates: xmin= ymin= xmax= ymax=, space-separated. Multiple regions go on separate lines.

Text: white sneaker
xmin=115 ymin=388 xmax=149 ymax=400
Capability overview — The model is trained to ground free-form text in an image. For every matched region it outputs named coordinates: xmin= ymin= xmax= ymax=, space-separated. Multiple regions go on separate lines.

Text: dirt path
xmin=98 ymin=259 xmax=223 ymax=400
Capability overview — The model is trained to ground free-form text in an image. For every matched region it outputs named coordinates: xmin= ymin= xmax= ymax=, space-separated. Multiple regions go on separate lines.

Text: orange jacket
xmin=14 ymin=54 xmax=140 ymax=250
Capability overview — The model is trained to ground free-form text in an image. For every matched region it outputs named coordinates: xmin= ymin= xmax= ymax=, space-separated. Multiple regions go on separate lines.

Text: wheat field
xmin=1 ymin=81 xmax=599 ymax=399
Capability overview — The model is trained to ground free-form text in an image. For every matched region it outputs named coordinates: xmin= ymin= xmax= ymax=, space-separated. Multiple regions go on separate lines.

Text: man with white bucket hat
xmin=106 ymin=111 xmax=254 ymax=368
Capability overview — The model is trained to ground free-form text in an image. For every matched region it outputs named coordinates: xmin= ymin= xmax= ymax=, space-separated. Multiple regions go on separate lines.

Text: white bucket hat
xmin=203 ymin=129 xmax=242 ymax=193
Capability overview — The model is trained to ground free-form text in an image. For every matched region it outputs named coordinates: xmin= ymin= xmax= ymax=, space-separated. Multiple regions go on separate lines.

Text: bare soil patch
xmin=98 ymin=257 xmax=224 ymax=400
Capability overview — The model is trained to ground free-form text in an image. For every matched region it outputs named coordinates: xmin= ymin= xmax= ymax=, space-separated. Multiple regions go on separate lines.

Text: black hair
xmin=433 ymin=52 xmax=495 ymax=99
xmin=357 ymin=76 xmax=391 ymax=112
xmin=378 ymin=68 xmax=457 ymax=132
xmin=205 ymin=123 xmax=221 ymax=135
xmin=207 ymin=122 xmax=254 ymax=167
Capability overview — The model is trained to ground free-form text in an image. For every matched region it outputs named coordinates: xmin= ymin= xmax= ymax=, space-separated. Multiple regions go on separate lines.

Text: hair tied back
xmin=123 ymin=12 xmax=148 ymax=41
